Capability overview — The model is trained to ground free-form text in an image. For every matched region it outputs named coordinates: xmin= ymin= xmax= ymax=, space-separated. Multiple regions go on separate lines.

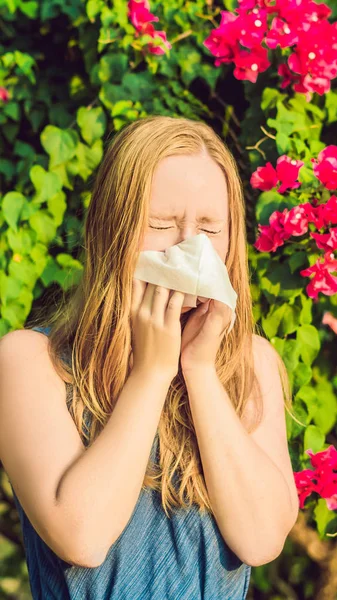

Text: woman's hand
xmin=180 ymin=298 xmax=232 ymax=373
xmin=130 ymin=279 xmax=185 ymax=381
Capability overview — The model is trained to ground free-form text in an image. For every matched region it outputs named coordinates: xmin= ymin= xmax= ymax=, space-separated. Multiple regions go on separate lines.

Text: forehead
xmin=150 ymin=154 xmax=228 ymax=220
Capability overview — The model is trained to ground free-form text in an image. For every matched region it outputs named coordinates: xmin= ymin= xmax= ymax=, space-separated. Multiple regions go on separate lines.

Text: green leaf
xmin=86 ymin=0 xmax=105 ymax=21
xmin=314 ymin=499 xmax=337 ymax=538
xmin=276 ymin=131 xmax=290 ymax=154
xmin=299 ymin=293 xmax=312 ymax=325
xmin=29 ymin=210 xmax=57 ymax=244
xmin=71 ymin=139 xmax=103 ymax=181
xmin=3 ymin=101 xmax=20 ymax=121
xmin=17 ymin=0 xmax=39 ymax=18
xmin=97 ymin=53 xmax=128 ymax=84
xmin=297 ymin=324 xmax=320 ymax=365
xmin=30 ymin=165 xmax=62 ymax=204
xmin=121 ymin=71 xmax=155 ymax=102
xmin=314 ymin=381 xmax=337 ymax=434
xmin=296 ymin=385 xmax=318 ymax=421
xmin=304 ymin=425 xmax=325 ymax=455
xmin=77 ymin=106 xmax=107 ymax=146
xmin=40 ymin=125 xmax=78 ymax=168
xmin=262 ymin=304 xmax=286 ymax=338
xmin=47 ymin=191 xmax=67 ymax=227
xmin=2 ymin=192 xmax=26 ymax=231
xmin=8 ymin=256 xmax=37 ymax=286
xmin=6 ymin=228 xmax=35 ymax=254
xmin=261 ymin=87 xmax=283 ymax=111
xmin=278 ymin=304 xmax=301 ymax=336
xmin=293 ymin=363 xmax=312 ymax=392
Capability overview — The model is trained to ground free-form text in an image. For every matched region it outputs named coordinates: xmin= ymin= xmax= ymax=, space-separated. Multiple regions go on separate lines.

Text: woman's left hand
xmin=180 ymin=299 xmax=232 ymax=373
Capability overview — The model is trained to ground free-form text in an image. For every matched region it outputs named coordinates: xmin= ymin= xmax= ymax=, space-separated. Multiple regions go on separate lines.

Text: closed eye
xmin=150 ymin=226 xmax=221 ymax=235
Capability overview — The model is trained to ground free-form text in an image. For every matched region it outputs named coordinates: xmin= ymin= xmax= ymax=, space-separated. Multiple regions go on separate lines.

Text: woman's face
xmin=141 ymin=152 xmax=229 ymax=314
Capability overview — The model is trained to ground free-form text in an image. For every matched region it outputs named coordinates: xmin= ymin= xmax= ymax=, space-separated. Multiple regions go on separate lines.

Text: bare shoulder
xmin=0 ymin=327 xmax=86 ymax=564
xmin=251 ymin=333 xmax=278 ymax=363
xmin=0 ymin=327 xmax=65 ymax=393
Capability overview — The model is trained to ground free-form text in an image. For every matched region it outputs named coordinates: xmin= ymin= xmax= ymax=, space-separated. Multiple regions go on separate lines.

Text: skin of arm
xmin=182 ymin=365 xmax=299 ymax=568
xmin=55 ymin=368 xmax=172 ymax=567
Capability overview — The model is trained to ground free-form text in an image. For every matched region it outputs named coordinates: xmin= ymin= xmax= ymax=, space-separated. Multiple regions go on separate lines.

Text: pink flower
xmin=203 ymin=11 xmax=239 ymax=66
xmin=287 ymin=20 xmax=337 ymax=95
xmin=310 ymin=228 xmax=337 ymax=252
xmin=321 ymin=195 xmax=337 ymax=226
xmin=293 ymin=469 xmax=321 ymax=509
xmin=233 ymin=45 xmax=270 ymax=83
xmin=311 ymin=146 xmax=337 ymax=191
xmin=277 ymin=62 xmax=300 ymax=89
xmin=235 ymin=7 xmax=268 ymax=49
xmin=275 ymin=156 xmax=304 ymax=193
xmin=250 ymin=155 xmax=304 ymax=193
xmin=301 ymin=201 xmax=327 ymax=230
xmin=300 ymin=252 xmax=337 ymax=299
xmin=265 ymin=17 xmax=299 ymax=50
xmin=0 ymin=87 xmax=9 ymax=102
xmin=294 ymin=445 xmax=337 ymax=511
xmin=254 ymin=209 xmax=292 ymax=252
xmin=127 ymin=0 xmax=171 ymax=55
xmin=250 ymin=161 xmax=278 ymax=191
xmin=128 ymin=0 xmax=158 ymax=31
xmin=283 ymin=205 xmax=309 ymax=236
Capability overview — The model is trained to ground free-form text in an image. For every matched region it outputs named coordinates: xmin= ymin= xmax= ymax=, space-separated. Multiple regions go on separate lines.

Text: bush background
xmin=1 ymin=0 xmax=337 ymax=598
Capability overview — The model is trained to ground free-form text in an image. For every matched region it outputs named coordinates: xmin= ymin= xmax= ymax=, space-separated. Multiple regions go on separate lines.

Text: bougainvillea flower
xmin=283 ymin=205 xmax=309 ymax=236
xmin=233 ymin=45 xmax=270 ymax=83
xmin=294 ymin=445 xmax=337 ymax=510
xmin=310 ymin=228 xmax=337 ymax=252
xmin=203 ymin=11 xmax=239 ymax=65
xmin=141 ymin=22 xmax=172 ymax=54
xmin=127 ymin=0 xmax=171 ymax=55
xmin=0 ymin=87 xmax=9 ymax=102
xmin=293 ymin=469 xmax=321 ymax=509
xmin=254 ymin=209 xmax=292 ymax=252
xmin=276 ymin=0 xmax=332 ymax=28
xmin=127 ymin=0 xmax=159 ymax=31
xmin=288 ymin=21 xmax=337 ymax=81
xmin=300 ymin=201 xmax=327 ymax=229
xmin=277 ymin=62 xmax=300 ymax=89
xmin=275 ymin=156 xmax=304 ymax=193
xmin=265 ymin=17 xmax=299 ymax=50
xmin=250 ymin=161 xmax=278 ymax=191
xmin=321 ymin=195 xmax=337 ymax=226
xmin=300 ymin=252 xmax=337 ymax=299
xmin=234 ymin=8 xmax=268 ymax=49
xmin=311 ymin=146 xmax=337 ymax=191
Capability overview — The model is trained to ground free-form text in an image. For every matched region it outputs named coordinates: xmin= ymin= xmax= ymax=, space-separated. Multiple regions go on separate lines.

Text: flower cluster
xmin=250 ymin=155 xmax=304 ymax=194
xmin=203 ymin=0 xmax=337 ymax=98
xmin=127 ymin=0 xmax=171 ymax=55
xmin=293 ymin=445 xmax=337 ymax=511
xmin=253 ymin=146 xmax=337 ymax=299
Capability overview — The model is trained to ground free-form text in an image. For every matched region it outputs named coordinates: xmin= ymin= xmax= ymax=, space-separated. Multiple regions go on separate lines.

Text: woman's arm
xmin=55 ymin=367 xmax=171 ymax=567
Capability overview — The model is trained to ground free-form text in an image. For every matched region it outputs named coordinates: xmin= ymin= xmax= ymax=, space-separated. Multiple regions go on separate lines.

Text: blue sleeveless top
xmin=10 ymin=325 xmax=251 ymax=599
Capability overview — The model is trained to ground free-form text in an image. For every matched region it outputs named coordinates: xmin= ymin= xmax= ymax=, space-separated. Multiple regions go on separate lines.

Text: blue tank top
xmin=10 ymin=325 xmax=251 ymax=599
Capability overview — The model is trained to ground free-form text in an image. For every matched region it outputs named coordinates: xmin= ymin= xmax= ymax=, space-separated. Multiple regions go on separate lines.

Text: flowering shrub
xmin=204 ymin=0 xmax=337 ymax=98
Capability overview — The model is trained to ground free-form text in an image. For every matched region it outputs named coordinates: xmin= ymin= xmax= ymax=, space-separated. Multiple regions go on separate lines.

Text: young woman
xmin=0 ymin=115 xmax=299 ymax=599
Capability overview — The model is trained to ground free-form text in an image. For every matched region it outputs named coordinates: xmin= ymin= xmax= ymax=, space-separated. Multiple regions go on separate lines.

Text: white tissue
xmin=134 ymin=233 xmax=237 ymax=333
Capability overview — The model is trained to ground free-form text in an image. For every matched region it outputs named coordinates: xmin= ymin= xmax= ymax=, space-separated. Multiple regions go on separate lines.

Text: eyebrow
xmin=150 ymin=214 xmax=226 ymax=224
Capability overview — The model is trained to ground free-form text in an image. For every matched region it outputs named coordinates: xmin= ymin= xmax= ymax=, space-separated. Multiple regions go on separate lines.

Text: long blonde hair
xmin=30 ymin=115 xmax=298 ymax=518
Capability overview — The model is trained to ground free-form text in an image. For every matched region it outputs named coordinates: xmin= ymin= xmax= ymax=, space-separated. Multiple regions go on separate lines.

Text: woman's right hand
xmin=130 ymin=278 xmax=185 ymax=381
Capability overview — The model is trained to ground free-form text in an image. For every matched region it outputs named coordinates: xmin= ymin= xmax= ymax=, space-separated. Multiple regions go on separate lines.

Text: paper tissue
xmin=134 ymin=233 xmax=237 ymax=333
